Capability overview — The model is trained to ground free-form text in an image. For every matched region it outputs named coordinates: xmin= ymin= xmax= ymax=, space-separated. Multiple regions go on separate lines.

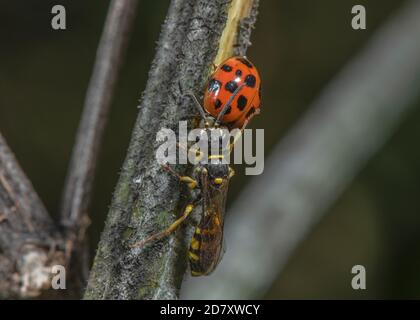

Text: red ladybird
xmin=203 ymin=56 xmax=261 ymax=128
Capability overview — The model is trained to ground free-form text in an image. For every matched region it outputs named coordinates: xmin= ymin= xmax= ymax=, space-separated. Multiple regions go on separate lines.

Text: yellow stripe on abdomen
xmin=188 ymin=251 xmax=199 ymax=261
xmin=190 ymin=237 xmax=200 ymax=250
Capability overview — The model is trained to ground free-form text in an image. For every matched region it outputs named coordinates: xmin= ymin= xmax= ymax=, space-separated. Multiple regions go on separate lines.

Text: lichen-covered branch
xmin=61 ymin=0 xmax=139 ymax=230
xmin=85 ymin=0 xmax=259 ymax=300
xmin=182 ymin=0 xmax=420 ymax=299
xmin=59 ymin=0 xmax=139 ymax=293
xmin=0 ymin=132 xmax=65 ymax=298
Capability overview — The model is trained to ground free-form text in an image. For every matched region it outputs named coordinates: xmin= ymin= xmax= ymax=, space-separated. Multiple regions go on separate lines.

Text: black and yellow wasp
xmin=131 ymin=83 xmax=256 ymax=276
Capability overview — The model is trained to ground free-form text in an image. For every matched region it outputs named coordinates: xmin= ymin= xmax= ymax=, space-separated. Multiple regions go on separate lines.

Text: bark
xmin=0 ymin=133 xmax=65 ymax=298
xmin=60 ymin=0 xmax=139 ymax=296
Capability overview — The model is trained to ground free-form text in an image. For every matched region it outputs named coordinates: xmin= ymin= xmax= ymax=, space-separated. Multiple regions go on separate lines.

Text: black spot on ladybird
xmin=224 ymin=106 xmax=232 ymax=115
xmin=214 ymin=99 xmax=222 ymax=109
xmin=236 ymin=57 xmax=253 ymax=68
xmin=221 ymin=64 xmax=232 ymax=72
xmin=237 ymin=95 xmax=247 ymax=111
xmin=235 ymin=69 xmax=242 ymax=77
xmin=208 ymin=79 xmax=221 ymax=93
xmin=225 ymin=81 xmax=238 ymax=93
xmin=245 ymin=74 xmax=256 ymax=88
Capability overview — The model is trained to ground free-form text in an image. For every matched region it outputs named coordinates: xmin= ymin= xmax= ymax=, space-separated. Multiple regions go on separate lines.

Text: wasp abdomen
xmin=189 ymin=216 xmax=223 ymax=276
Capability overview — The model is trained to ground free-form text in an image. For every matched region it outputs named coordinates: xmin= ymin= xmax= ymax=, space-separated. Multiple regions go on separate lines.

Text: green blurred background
xmin=1 ymin=0 xmax=419 ymax=298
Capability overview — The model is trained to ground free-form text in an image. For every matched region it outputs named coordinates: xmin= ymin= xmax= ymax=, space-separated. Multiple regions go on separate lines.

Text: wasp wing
xmin=189 ymin=169 xmax=229 ymax=276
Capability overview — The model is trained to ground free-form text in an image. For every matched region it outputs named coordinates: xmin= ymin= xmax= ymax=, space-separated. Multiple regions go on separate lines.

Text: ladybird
xmin=203 ymin=56 xmax=261 ymax=128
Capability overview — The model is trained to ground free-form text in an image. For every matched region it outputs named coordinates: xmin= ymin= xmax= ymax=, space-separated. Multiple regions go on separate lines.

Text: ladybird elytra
xmin=203 ymin=56 xmax=261 ymax=128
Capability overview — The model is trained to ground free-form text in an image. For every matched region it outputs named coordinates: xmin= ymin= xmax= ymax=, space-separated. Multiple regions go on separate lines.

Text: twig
xmin=214 ymin=0 xmax=258 ymax=64
xmin=0 ymin=132 xmax=65 ymax=298
xmin=85 ymin=0 xmax=260 ymax=300
xmin=60 ymin=0 xmax=139 ymax=292
xmin=61 ymin=0 xmax=139 ymax=233
xmin=182 ymin=0 xmax=420 ymax=299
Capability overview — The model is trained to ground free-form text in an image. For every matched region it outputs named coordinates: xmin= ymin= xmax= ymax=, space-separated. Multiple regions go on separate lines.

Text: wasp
xmin=130 ymin=82 xmax=258 ymax=276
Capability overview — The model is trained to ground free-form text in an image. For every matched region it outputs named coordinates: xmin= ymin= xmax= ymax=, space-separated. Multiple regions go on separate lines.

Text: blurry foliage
xmin=1 ymin=0 xmax=419 ymax=298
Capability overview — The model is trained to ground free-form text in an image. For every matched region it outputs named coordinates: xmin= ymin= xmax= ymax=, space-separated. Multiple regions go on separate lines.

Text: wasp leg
xmin=162 ymin=164 xmax=198 ymax=189
xmin=229 ymin=109 xmax=261 ymax=152
xmin=185 ymin=92 xmax=207 ymax=120
xmin=129 ymin=204 xmax=194 ymax=248
xmin=229 ymin=129 xmax=243 ymax=153
xmin=216 ymin=83 xmax=246 ymax=125
xmin=228 ymin=167 xmax=235 ymax=179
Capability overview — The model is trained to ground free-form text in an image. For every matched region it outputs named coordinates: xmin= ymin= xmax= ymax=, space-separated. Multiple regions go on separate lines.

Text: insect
xmin=204 ymin=56 xmax=262 ymax=128
xmin=130 ymin=57 xmax=261 ymax=276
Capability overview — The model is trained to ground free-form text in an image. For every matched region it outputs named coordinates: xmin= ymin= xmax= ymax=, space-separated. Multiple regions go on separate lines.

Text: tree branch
xmin=182 ymin=0 xmax=420 ymax=299
xmin=0 ymin=132 xmax=65 ymax=298
xmin=59 ymin=0 xmax=139 ymax=293
xmin=85 ymin=0 xmax=259 ymax=300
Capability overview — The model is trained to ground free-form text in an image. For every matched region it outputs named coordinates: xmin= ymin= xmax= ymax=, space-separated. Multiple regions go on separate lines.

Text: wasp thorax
xmin=206 ymin=162 xmax=229 ymax=179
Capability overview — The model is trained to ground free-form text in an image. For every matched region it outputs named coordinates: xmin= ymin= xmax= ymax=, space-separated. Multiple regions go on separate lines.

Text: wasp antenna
xmin=186 ymin=92 xmax=207 ymax=120
xmin=215 ymin=83 xmax=246 ymax=125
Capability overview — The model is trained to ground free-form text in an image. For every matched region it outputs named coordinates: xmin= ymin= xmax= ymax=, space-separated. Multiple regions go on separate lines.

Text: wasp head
xmin=204 ymin=162 xmax=230 ymax=188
